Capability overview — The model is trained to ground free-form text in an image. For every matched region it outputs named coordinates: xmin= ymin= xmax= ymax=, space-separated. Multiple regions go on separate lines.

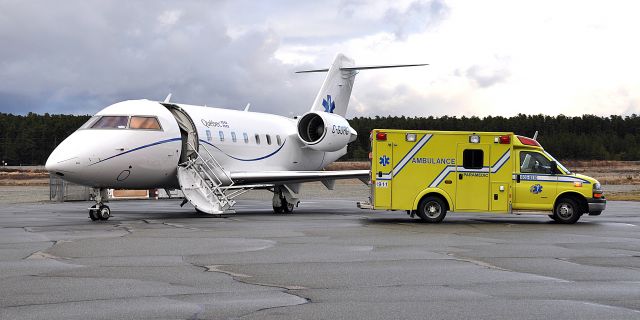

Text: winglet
xmin=164 ymin=93 xmax=172 ymax=103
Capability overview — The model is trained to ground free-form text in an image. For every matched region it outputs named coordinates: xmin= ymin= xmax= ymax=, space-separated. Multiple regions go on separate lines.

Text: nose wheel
xmin=89 ymin=204 xmax=111 ymax=221
xmin=89 ymin=188 xmax=111 ymax=221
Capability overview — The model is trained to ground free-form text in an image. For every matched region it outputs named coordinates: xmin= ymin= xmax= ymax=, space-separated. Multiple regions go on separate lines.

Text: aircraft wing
xmin=229 ymin=170 xmax=369 ymax=185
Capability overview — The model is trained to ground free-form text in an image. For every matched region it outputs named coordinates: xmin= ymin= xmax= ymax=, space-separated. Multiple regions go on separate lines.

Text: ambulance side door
xmin=373 ymin=138 xmax=393 ymax=209
xmin=455 ymin=145 xmax=491 ymax=211
xmin=513 ymin=150 xmax=557 ymax=210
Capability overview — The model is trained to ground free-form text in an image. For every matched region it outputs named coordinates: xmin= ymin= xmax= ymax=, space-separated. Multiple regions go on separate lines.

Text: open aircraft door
xmin=162 ymin=103 xmax=199 ymax=164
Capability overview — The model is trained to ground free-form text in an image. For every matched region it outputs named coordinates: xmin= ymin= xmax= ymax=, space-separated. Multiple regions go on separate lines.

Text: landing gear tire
xmin=89 ymin=208 xmax=99 ymax=221
xmin=97 ymin=205 xmax=111 ymax=221
xmin=552 ymin=198 xmax=581 ymax=224
xmin=283 ymin=201 xmax=294 ymax=213
xmin=273 ymin=199 xmax=294 ymax=214
xmin=416 ymin=196 xmax=447 ymax=223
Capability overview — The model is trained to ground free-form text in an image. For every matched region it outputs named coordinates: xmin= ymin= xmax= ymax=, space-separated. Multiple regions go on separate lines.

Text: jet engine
xmin=297 ymin=112 xmax=357 ymax=152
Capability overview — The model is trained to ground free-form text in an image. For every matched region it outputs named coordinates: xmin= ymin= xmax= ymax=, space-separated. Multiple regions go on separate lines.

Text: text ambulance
xmin=359 ymin=130 xmax=606 ymax=224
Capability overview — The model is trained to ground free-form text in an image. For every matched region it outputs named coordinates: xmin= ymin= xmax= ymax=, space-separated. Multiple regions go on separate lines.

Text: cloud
xmin=464 ymin=63 xmax=510 ymax=88
xmin=383 ymin=0 xmax=450 ymax=39
xmin=0 ymin=0 xmax=638 ymax=118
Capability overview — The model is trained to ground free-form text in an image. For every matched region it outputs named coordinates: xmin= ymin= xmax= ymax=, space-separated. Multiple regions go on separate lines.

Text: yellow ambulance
xmin=359 ymin=129 xmax=606 ymax=224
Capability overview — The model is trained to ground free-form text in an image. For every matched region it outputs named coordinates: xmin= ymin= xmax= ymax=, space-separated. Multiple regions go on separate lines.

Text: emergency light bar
xmin=376 ymin=132 xmax=387 ymax=141
xmin=517 ymin=136 xmax=541 ymax=147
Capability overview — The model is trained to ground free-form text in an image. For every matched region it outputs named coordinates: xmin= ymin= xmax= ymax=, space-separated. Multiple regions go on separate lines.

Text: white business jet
xmin=45 ymin=53 xmax=426 ymax=221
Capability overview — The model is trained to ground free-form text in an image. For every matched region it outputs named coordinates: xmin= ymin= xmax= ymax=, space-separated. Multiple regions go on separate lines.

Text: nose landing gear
xmin=89 ymin=204 xmax=111 ymax=221
xmin=89 ymin=188 xmax=111 ymax=221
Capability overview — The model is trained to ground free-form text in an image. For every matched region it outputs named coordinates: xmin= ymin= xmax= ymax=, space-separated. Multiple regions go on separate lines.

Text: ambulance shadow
xmin=365 ymin=216 xmax=598 ymax=226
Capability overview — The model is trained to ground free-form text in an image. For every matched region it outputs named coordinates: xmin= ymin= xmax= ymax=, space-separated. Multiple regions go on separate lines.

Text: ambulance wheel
xmin=552 ymin=198 xmax=581 ymax=224
xmin=97 ymin=205 xmax=111 ymax=221
xmin=417 ymin=196 xmax=447 ymax=223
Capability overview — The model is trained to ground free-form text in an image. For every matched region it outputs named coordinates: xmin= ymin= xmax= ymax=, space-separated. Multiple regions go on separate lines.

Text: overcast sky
xmin=1 ymin=0 xmax=638 ymax=118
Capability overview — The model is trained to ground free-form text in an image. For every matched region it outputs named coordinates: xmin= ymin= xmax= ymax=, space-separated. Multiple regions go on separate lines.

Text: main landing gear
xmin=272 ymin=186 xmax=299 ymax=214
xmin=89 ymin=188 xmax=111 ymax=221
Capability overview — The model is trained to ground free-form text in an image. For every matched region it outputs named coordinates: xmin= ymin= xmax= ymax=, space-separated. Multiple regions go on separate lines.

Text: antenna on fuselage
xmin=244 ymin=103 xmax=251 ymax=112
xmin=164 ymin=93 xmax=172 ymax=103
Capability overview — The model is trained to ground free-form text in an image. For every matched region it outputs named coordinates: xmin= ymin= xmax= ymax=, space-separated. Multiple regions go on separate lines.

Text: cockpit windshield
xmin=91 ymin=116 xmax=129 ymax=129
xmin=86 ymin=115 xmax=163 ymax=131
xmin=130 ymin=116 xmax=161 ymax=130
xmin=79 ymin=116 xmax=100 ymax=129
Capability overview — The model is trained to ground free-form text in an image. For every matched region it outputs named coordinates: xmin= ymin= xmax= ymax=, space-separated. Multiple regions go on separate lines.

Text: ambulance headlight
xmin=406 ymin=133 xmax=417 ymax=142
xmin=469 ymin=135 xmax=480 ymax=143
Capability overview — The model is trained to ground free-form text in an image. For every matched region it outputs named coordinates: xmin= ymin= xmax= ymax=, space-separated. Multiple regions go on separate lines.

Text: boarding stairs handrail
xmin=183 ymin=142 xmax=235 ymax=209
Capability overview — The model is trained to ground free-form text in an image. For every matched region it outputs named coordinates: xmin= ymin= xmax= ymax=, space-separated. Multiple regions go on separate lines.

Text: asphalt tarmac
xmin=1 ymin=198 xmax=640 ymax=320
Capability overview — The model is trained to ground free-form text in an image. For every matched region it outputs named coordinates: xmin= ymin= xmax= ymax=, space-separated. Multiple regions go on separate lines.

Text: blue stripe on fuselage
xmin=199 ymin=138 xmax=287 ymax=161
xmin=89 ymin=137 xmax=182 ymax=166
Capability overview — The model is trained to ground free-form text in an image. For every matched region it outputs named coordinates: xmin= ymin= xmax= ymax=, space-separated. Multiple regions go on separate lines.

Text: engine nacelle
xmin=297 ymin=112 xmax=356 ymax=152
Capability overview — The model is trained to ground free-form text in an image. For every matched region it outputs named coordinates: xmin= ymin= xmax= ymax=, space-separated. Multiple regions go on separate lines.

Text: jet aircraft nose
xmin=45 ymin=131 xmax=85 ymax=176
xmin=45 ymin=148 xmax=79 ymax=176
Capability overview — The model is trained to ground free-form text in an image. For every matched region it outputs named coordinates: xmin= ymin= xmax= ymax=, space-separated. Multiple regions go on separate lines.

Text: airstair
xmin=177 ymin=142 xmax=237 ymax=214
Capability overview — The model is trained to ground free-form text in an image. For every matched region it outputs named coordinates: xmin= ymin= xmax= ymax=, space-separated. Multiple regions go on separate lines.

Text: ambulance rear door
xmin=372 ymin=133 xmax=393 ymax=209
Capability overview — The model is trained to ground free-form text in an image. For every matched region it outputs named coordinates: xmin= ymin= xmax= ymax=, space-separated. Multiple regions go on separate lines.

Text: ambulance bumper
xmin=587 ymin=198 xmax=606 ymax=215
xmin=357 ymin=201 xmax=373 ymax=209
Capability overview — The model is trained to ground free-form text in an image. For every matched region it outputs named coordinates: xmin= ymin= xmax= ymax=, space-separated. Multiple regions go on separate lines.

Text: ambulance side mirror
xmin=549 ymin=161 xmax=558 ymax=174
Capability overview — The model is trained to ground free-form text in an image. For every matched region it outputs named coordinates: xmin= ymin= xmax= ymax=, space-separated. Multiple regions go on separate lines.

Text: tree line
xmin=1 ymin=112 xmax=639 ymax=165
xmin=345 ymin=114 xmax=640 ymax=161
xmin=0 ymin=113 xmax=91 ymax=166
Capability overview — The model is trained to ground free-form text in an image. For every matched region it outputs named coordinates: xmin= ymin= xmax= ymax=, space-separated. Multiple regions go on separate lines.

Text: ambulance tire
xmin=552 ymin=197 xmax=582 ymax=224
xmin=416 ymin=196 xmax=447 ymax=223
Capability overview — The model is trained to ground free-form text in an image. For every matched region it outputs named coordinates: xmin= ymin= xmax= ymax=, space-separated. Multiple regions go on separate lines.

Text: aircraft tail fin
xmin=296 ymin=54 xmax=428 ymax=117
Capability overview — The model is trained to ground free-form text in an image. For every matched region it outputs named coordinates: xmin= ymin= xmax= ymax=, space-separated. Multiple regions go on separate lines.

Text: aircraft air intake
xmin=297 ymin=111 xmax=356 ymax=152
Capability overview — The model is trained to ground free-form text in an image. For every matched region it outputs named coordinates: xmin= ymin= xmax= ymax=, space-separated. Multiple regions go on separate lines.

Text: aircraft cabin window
xmin=231 ymin=132 xmax=237 ymax=142
xmin=266 ymin=134 xmax=272 ymax=145
xmin=255 ymin=134 xmax=261 ymax=144
xmin=276 ymin=135 xmax=282 ymax=146
xmin=243 ymin=133 xmax=249 ymax=143
xmin=91 ymin=116 xmax=129 ymax=129
xmin=130 ymin=116 xmax=161 ymax=130
xmin=219 ymin=131 xmax=224 ymax=142
xmin=463 ymin=149 xmax=483 ymax=169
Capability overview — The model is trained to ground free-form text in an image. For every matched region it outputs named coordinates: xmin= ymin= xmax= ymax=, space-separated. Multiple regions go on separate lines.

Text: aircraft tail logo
xmin=322 ymin=95 xmax=336 ymax=113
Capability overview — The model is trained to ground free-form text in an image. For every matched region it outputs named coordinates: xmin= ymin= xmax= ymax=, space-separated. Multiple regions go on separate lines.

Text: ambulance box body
xmin=360 ymin=129 xmax=605 ymax=224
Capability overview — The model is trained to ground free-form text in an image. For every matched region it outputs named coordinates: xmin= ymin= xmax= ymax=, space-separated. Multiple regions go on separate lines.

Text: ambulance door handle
xmin=516 ymin=174 xmax=521 ymax=183
xmin=378 ymin=171 xmax=382 ymax=178
xmin=458 ymin=173 xmax=463 ymax=180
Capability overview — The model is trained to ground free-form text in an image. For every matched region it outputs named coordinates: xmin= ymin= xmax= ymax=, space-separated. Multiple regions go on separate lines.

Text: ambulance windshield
xmin=543 ymin=151 xmax=571 ymax=174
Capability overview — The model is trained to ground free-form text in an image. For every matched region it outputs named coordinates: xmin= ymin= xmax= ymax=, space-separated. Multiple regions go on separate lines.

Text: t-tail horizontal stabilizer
xmin=298 ymin=53 xmax=428 ymax=117
xmin=295 ymin=63 xmax=429 ymax=73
